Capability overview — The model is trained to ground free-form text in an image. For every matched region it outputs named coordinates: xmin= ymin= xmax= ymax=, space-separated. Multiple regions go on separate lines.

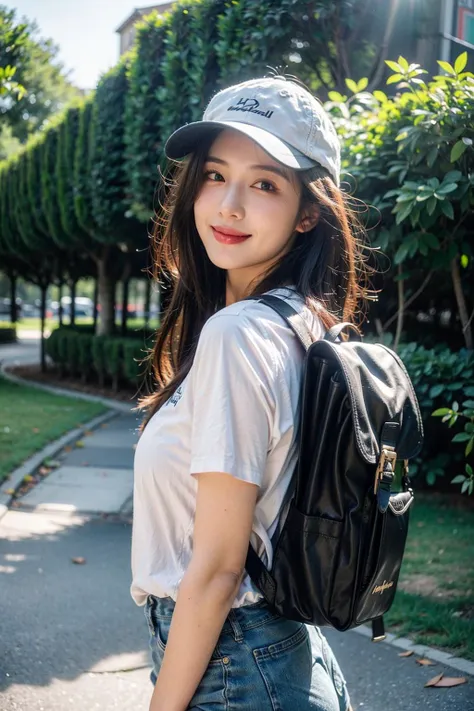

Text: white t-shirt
xmin=130 ymin=287 xmax=324 ymax=608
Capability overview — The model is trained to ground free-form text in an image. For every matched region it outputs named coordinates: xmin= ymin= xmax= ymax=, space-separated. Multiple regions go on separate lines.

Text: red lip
xmin=211 ymin=225 xmax=251 ymax=237
xmin=211 ymin=226 xmax=251 ymax=244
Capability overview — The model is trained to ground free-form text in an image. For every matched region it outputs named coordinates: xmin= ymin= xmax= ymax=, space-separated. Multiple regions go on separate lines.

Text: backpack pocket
xmin=353 ymin=491 xmax=413 ymax=625
xmin=272 ymin=504 xmax=343 ymax=624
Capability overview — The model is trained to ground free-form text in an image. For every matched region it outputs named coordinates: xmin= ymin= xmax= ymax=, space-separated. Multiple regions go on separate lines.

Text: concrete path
xmin=0 ymin=336 xmax=42 ymax=368
xmin=14 ymin=412 xmax=139 ymax=517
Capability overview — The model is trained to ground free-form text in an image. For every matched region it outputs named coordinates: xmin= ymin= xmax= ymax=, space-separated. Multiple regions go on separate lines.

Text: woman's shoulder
xmin=207 ymin=287 xmax=324 ymax=339
xmin=200 ymin=286 xmax=325 ymax=359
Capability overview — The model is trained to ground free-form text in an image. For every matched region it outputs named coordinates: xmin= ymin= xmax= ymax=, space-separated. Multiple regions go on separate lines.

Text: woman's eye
xmin=205 ymin=170 xmax=224 ymax=182
xmin=255 ymin=180 xmax=276 ymax=192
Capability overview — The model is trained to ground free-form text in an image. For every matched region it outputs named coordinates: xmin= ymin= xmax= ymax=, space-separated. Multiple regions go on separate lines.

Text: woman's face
xmin=193 ymin=129 xmax=310 ymax=291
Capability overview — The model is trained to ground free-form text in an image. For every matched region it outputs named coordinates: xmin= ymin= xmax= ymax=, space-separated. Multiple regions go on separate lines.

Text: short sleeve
xmin=188 ymin=312 xmax=282 ymax=486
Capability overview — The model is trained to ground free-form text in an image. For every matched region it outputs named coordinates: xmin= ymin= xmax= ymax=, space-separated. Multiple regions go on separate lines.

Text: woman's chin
xmin=203 ymin=248 xmax=254 ymax=272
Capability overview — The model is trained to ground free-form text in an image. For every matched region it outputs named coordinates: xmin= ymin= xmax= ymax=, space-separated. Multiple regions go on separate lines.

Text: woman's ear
xmin=295 ymin=205 xmax=320 ymax=233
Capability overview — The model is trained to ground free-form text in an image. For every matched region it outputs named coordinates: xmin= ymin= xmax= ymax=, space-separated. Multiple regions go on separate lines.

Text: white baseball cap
xmin=164 ymin=76 xmax=341 ymax=185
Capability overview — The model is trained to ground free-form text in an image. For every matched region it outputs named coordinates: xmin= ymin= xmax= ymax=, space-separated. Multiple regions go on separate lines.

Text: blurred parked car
xmin=50 ymin=296 xmax=94 ymax=318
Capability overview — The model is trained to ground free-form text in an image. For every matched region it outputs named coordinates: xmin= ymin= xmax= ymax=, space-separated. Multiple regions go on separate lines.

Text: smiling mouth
xmin=211 ymin=227 xmax=252 ymax=244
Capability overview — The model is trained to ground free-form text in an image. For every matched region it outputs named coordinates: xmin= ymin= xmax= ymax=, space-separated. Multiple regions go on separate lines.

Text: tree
xmin=0 ymin=6 xmax=80 ymax=159
xmin=327 ymin=52 xmax=474 ymax=350
xmin=90 ymin=58 xmax=144 ymax=336
xmin=0 ymin=6 xmax=27 ymax=100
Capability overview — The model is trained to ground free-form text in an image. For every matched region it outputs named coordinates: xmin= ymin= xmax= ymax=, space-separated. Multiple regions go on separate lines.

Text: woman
xmin=131 ymin=75 xmax=367 ymax=711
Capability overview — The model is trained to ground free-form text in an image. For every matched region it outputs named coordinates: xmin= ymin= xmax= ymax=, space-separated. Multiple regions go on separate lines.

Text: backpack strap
xmin=245 ymin=294 xmax=314 ymax=351
xmin=325 ymin=322 xmax=362 ymax=342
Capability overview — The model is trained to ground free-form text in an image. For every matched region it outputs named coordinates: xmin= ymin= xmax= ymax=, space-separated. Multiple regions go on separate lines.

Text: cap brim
xmin=164 ymin=120 xmax=317 ymax=171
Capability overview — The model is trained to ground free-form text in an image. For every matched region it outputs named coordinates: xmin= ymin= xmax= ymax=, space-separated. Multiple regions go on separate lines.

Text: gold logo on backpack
xmin=372 ymin=580 xmax=394 ymax=595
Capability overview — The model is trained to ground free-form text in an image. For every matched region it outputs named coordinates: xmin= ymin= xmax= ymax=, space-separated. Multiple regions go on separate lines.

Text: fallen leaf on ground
xmin=75 ymin=440 xmax=85 ymax=448
xmin=433 ymin=677 xmax=467 ymax=687
xmin=398 ymin=650 xmax=414 ymax=657
xmin=23 ymin=475 xmax=34 ymax=483
xmin=39 ymin=467 xmax=51 ymax=475
xmin=417 ymin=658 xmax=436 ymax=666
xmin=3 ymin=488 xmax=15 ymax=495
xmin=43 ymin=459 xmax=61 ymax=468
xmin=63 ymin=446 xmax=73 ymax=452
xmin=71 ymin=557 xmax=86 ymax=564
xmin=84 ymin=431 xmax=93 ymax=436
xmin=32 ymin=427 xmax=40 ymax=433
xmin=425 ymin=674 xmax=444 ymax=687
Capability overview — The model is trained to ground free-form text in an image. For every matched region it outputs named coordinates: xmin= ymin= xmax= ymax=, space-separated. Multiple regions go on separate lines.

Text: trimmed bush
xmin=0 ymin=322 xmax=16 ymax=343
xmin=45 ymin=326 xmax=148 ymax=391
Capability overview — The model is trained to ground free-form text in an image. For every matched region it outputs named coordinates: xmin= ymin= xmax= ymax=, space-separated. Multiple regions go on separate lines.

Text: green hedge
xmin=0 ymin=322 xmax=16 ymax=343
xmin=45 ymin=327 xmax=150 ymax=390
xmin=400 ymin=343 xmax=474 ymax=489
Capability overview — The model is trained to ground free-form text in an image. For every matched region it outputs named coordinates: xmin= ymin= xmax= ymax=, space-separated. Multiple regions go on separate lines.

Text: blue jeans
xmin=144 ymin=594 xmax=351 ymax=711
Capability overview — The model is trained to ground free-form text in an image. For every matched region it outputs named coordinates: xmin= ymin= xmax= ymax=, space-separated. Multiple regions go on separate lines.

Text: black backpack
xmin=244 ymin=294 xmax=423 ymax=642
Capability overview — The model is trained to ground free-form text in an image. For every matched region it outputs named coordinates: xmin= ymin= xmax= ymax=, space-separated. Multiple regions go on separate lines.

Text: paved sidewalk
xmin=13 ymin=411 xmax=139 ymax=517
xmin=0 ymin=336 xmax=43 ymax=368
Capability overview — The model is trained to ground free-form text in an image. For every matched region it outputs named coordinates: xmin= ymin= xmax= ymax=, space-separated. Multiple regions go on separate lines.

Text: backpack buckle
xmin=374 ymin=446 xmax=397 ymax=495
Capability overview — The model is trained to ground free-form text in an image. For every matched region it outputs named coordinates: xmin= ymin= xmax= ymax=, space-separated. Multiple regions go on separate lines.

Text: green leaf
xmin=462 ymin=400 xmax=474 ymax=408
xmin=395 ymin=203 xmax=413 ymax=225
xmin=436 ymin=183 xmax=458 ymax=195
xmin=385 ymin=60 xmax=402 ymax=73
xmin=345 ymin=78 xmax=358 ymax=94
xmin=328 ymin=91 xmax=344 ymax=102
xmin=461 ymin=479 xmax=470 ymax=493
xmin=440 ymin=201 xmax=454 ymax=220
xmin=387 ymin=73 xmax=404 ymax=85
xmin=466 ymin=464 xmax=473 ymax=477
xmin=430 ymin=385 xmax=445 ymax=398
xmin=426 ymin=196 xmax=437 ymax=215
xmin=438 ymin=60 xmax=456 ymax=75
xmin=394 ymin=242 xmax=409 ymax=264
xmin=357 ymin=77 xmax=369 ymax=92
xmin=432 ymin=407 xmax=450 ymax=416
xmin=466 ymin=439 xmax=474 ymax=457
xmin=373 ymin=90 xmax=387 ymax=103
xmin=426 ymin=147 xmax=438 ymax=167
xmin=444 ymin=170 xmax=462 ymax=182
xmin=397 ymin=56 xmax=409 ymax=71
xmin=426 ymin=471 xmax=436 ymax=486
xmin=454 ymin=52 xmax=468 ymax=73
xmin=451 ymin=475 xmax=467 ymax=484
xmin=451 ymin=141 xmax=467 ymax=162
xmin=452 ymin=432 xmax=471 ymax=442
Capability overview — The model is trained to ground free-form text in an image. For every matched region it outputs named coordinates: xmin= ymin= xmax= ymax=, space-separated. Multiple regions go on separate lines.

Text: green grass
xmin=16 ymin=316 xmax=160 ymax=332
xmin=385 ymin=493 xmax=474 ymax=660
xmin=0 ymin=375 xmax=108 ymax=483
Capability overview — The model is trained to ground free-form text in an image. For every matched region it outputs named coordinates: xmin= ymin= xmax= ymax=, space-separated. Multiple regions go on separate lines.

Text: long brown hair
xmin=136 ymin=130 xmax=373 ymax=431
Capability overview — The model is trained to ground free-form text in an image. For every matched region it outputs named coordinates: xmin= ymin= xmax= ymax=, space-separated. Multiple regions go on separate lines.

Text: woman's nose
xmin=219 ymin=186 xmax=245 ymax=220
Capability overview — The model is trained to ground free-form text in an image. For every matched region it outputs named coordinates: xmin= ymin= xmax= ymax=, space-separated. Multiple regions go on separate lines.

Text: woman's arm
xmin=149 ymin=471 xmax=259 ymax=711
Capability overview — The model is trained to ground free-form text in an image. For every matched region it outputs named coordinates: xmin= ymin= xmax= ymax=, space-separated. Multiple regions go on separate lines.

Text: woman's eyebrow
xmin=206 ymin=155 xmax=291 ymax=182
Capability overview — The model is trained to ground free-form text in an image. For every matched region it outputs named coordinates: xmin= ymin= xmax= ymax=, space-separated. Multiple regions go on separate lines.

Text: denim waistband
xmin=147 ymin=594 xmax=283 ymax=641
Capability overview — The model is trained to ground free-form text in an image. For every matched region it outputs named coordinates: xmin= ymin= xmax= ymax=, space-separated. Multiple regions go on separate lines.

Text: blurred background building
xmin=116 ymin=2 xmax=174 ymax=56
